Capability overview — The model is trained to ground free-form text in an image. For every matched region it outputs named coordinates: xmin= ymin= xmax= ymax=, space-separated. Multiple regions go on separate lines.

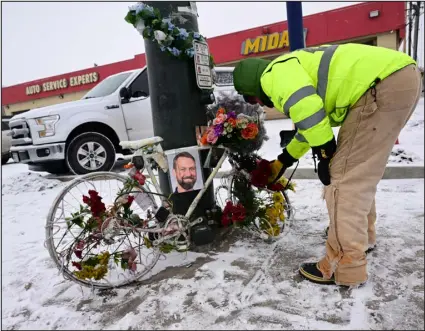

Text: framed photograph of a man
xmin=166 ymin=146 xmax=204 ymax=194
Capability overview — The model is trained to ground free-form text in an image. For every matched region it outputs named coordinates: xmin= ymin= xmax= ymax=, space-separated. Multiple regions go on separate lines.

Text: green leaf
xmin=172 ymin=27 xmax=180 ymax=35
xmin=159 ymin=244 xmax=174 ymax=253
xmin=124 ymin=12 xmax=137 ymax=25
xmin=142 ymin=28 xmax=152 ymax=39
xmin=121 ymin=258 xmax=129 ymax=270
xmin=72 ymin=216 xmax=84 ymax=228
xmin=153 ymin=8 xmax=161 ymax=19
xmin=143 ymin=236 xmax=152 ymax=248
xmin=84 ymin=256 xmax=99 ymax=267
xmin=113 ymin=253 xmax=121 ymax=266
xmin=151 ymin=18 xmax=160 ymax=26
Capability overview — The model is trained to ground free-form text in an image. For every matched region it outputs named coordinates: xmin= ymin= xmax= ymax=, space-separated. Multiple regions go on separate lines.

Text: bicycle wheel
xmin=215 ymin=174 xmax=294 ymax=238
xmin=45 ymin=172 xmax=161 ymax=289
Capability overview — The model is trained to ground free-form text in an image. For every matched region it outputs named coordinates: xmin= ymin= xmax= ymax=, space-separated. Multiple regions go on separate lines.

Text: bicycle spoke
xmin=46 ymin=172 xmax=160 ymax=289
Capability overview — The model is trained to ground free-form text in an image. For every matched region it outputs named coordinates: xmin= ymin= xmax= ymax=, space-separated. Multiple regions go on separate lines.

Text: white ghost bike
xmin=45 ymin=136 xmax=295 ymax=289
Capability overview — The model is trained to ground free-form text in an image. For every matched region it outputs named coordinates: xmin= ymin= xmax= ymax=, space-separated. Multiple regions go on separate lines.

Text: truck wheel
xmin=66 ymin=132 xmax=116 ymax=175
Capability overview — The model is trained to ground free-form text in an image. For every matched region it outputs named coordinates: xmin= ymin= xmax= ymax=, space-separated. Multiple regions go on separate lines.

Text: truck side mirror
xmin=119 ymin=87 xmax=130 ymax=100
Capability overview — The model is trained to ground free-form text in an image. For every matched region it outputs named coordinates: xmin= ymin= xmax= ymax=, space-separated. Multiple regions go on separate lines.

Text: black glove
xmin=311 ymin=137 xmax=337 ymax=186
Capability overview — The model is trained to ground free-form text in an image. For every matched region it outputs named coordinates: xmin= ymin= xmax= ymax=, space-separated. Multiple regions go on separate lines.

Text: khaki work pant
xmin=318 ymin=65 xmax=422 ymax=286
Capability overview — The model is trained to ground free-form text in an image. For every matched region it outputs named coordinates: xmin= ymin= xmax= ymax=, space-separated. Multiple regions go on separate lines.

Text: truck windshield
xmin=82 ymin=72 xmax=132 ymax=99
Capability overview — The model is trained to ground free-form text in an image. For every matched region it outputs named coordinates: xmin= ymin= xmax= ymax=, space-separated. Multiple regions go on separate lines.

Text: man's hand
xmin=269 ymin=160 xmax=287 ymax=184
xmin=312 ymin=137 xmax=337 ymax=186
xmin=268 ymin=149 xmax=298 ymax=184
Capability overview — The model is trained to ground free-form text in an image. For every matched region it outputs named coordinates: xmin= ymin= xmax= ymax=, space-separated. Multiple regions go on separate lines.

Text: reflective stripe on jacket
xmin=260 ymin=43 xmax=416 ymax=159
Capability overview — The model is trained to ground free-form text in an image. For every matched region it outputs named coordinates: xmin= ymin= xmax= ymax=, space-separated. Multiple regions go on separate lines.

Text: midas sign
xmin=240 ymin=28 xmax=308 ymax=55
xmin=25 ymin=72 xmax=99 ymax=96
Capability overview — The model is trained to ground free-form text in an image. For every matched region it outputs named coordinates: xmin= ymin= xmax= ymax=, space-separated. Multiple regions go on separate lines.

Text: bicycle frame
xmin=136 ymin=144 xmax=229 ymax=220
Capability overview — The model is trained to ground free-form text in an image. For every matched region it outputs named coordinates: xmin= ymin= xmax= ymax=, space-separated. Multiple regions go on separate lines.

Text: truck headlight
xmin=35 ymin=115 xmax=60 ymax=138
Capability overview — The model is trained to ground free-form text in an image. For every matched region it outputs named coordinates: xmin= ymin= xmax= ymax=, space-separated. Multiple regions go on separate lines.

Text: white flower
xmin=154 ymin=30 xmax=167 ymax=42
xmin=135 ymin=20 xmax=145 ymax=35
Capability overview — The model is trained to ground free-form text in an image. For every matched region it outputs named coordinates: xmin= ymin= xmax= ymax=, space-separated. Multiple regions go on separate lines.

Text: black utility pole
xmin=412 ymin=1 xmax=421 ymax=61
xmin=143 ymin=2 xmax=215 ymax=217
xmin=408 ymin=2 xmax=413 ymax=56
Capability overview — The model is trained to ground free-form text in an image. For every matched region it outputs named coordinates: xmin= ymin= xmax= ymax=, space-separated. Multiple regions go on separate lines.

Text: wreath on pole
xmin=124 ymin=2 xmax=215 ymax=69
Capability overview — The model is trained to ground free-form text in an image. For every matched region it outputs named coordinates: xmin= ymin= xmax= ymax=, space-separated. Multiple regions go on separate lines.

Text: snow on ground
xmin=1 ymin=98 xmax=423 ymax=330
xmin=1 ymin=165 xmax=424 ymax=330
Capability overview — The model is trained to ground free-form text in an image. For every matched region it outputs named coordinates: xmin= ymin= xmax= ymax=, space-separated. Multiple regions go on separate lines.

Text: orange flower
xmin=241 ymin=123 xmax=259 ymax=140
xmin=200 ymin=132 xmax=209 ymax=145
xmin=217 ymin=108 xmax=225 ymax=115
xmin=227 ymin=118 xmax=237 ymax=128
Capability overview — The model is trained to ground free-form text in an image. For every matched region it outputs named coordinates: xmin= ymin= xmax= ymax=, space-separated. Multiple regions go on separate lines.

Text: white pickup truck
xmin=9 ymin=67 xmax=235 ymax=175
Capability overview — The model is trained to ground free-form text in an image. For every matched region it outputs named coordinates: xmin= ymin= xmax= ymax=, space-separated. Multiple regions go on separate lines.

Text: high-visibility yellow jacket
xmin=260 ymin=43 xmax=416 ymax=160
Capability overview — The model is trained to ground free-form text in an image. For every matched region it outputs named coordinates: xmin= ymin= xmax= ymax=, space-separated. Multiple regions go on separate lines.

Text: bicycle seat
xmin=119 ymin=136 xmax=163 ymax=150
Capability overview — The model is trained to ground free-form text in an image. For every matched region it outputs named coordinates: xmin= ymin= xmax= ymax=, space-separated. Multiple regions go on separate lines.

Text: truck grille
xmin=9 ymin=119 xmax=32 ymax=145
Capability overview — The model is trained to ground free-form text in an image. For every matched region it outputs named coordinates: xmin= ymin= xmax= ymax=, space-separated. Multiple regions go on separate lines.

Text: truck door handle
xmin=105 ymin=105 xmax=119 ymax=110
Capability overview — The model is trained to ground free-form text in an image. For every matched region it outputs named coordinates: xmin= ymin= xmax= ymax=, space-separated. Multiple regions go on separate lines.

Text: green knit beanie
xmin=232 ymin=58 xmax=271 ymax=97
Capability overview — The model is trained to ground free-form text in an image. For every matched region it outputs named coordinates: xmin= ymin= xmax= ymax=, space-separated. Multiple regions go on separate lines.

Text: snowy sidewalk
xmin=1 ymin=175 xmax=423 ymax=330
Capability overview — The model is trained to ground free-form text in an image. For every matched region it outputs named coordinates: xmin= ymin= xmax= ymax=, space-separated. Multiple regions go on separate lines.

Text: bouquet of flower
xmin=124 ymin=2 xmax=215 ymax=68
xmin=201 ymin=107 xmax=259 ymax=146
xmin=201 ymin=93 xmax=268 ymax=154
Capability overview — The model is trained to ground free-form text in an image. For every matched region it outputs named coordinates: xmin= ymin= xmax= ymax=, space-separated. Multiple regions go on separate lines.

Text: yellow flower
xmin=74 ymin=252 xmax=110 ymax=281
xmin=265 ymin=207 xmax=279 ymax=224
xmin=274 ymin=201 xmax=282 ymax=211
xmin=273 ymin=192 xmax=284 ymax=204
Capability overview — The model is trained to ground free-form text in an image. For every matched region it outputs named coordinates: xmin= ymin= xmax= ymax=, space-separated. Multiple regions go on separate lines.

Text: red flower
xmin=231 ymin=203 xmax=246 ymax=222
xmin=267 ymin=182 xmax=284 ymax=192
xmin=88 ymin=190 xmax=99 ymax=199
xmin=91 ymin=201 xmax=106 ymax=217
xmin=221 ymin=201 xmax=233 ymax=227
xmin=82 ymin=190 xmax=106 ymax=217
xmin=74 ymin=240 xmax=85 ymax=259
xmin=250 ymin=159 xmax=272 ymax=188
xmin=76 ymin=240 xmax=85 ymax=250
xmin=133 ymin=172 xmax=146 ymax=186
xmin=72 ymin=261 xmax=82 ymax=270
xmin=221 ymin=201 xmax=246 ymax=226
xmin=126 ymin=195 xmax=135 ymax=206
xmin=82 ymin=195 xmax=90 ymax=204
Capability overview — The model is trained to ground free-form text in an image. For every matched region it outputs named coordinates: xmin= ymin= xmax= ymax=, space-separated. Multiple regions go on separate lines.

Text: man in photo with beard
xmin=172 ymin=152 xmax=198 ymax=193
